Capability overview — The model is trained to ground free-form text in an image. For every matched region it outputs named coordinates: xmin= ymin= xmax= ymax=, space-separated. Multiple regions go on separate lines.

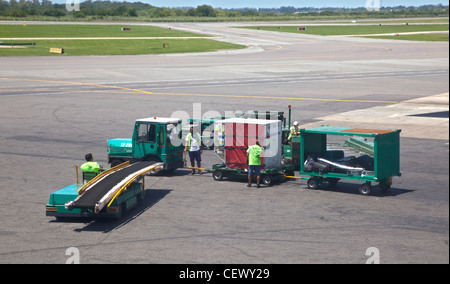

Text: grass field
xmin=0 ymin=24 xmax=245 ymax=56
xmin=367 ymin=33 xmax=449 ymax=41
xmin=0 ymin=38 xmax=245 ymax=56
xmin=244 ymin=24 xmax=449 ymax=41
xmin=0 ymin=24 xmax=207 ymax=38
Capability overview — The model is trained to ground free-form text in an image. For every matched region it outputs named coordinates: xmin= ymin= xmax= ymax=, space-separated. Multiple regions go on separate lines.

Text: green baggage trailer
xmin=211 ymin=163 xmax=294 ymax=186
xmin=298 ymin=126 xmax=401 ymax=195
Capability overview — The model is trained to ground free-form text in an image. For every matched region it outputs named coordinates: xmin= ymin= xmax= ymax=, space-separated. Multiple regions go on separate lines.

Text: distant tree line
xmin=0 ymin=0 xmax=448 ymax=19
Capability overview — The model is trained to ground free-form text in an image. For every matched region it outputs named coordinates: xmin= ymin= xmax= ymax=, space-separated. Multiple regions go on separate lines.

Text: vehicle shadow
xmin=308 ymin=181 xmax=414 ymax=197
xmin=62 ymin=188 xmax=172 ymax=233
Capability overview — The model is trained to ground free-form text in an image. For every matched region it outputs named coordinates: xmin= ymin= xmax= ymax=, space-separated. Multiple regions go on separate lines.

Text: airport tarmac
xmin=0 ymin=21 xmax=448 ymax=264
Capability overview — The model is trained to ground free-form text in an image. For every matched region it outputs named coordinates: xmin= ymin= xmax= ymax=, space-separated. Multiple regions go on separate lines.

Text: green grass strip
xmin=0 ymin=38 xmax=246 ymax=56
xmin=243 ymin=24 xmax=449 ymax=41
xmin=0 ymin=24 xmax=206 ymax=38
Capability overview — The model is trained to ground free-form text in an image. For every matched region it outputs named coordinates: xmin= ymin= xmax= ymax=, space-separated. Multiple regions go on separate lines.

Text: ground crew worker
xmin=288 ymin=121 xmax=300 ymax=140
xmin=80 ymin=153 xmax=100 ymax=173
xmin=246 ymin=140 xmax=265 ymax=188
xmin=184 ymin=126 xmax=202 ymax=175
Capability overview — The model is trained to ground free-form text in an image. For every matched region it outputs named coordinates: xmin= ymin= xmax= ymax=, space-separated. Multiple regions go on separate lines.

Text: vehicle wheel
xmin=307 ymin=177 xmax=319 ymax=189
xmin=359 ymin=183 xmax=372 ymax=195
xmin=262 ymin=175 xmax=272 ymax=186
xmin=213 ymin=170 xmax=223 ymax=181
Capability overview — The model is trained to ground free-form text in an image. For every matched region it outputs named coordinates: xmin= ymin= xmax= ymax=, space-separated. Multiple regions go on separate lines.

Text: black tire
xmin=213 ymin=170 xmax=224 ymax=181
xmin=359 ymin=183 xmax=372 ymax=195
xmin=262 ymin=175 xmax=272 ymax=186
xmin=307 ymin=177 xmax=319 ymax=189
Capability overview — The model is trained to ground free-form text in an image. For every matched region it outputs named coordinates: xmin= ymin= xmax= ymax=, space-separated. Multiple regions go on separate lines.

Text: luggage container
xmin=298 ymin=126 xmax=401 ymax=195
xmin=211 ymin=118 xmax=293 ymax=185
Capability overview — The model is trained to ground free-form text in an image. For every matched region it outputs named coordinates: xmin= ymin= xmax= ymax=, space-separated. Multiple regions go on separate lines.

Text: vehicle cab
xmin=108 ymin=117 xmax=184 ymax=171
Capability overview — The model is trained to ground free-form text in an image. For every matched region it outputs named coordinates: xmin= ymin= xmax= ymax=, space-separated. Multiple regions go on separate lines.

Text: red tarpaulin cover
xmin=225 ymin=122 xmax=266 ymax=169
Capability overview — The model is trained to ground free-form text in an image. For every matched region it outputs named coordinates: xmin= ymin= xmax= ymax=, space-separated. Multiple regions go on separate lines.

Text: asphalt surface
xmin=0 ymin=21 xmax=448 ymax=264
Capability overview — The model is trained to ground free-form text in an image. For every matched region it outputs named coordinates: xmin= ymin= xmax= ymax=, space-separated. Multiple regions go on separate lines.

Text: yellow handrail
xmin=78 ymin=161 xmax=130 ymax=195
xmin=105 ymin=163 xmax=163 ymax=209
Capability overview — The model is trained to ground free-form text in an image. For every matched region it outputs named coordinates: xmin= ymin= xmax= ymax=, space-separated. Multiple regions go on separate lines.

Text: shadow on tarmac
xmin=48 ymin=189 xmax=172 ymax=233
xmin=306 ymin=181 xmax=414 ymax=197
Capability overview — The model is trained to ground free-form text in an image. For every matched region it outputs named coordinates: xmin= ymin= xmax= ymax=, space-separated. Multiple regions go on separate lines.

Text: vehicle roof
xmin=301 ymin=125 xmax=400 ymax=137
xmin=216 ymin=117 xmax=281 ymax=125
xmin=136 ymin=117 xmax=181 ymax=124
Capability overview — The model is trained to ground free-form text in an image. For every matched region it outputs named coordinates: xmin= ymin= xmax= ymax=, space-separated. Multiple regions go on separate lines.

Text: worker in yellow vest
xmin=288 ymin=121 xmax=300 ymax=140
xmin=80 ymin=153 xmax=100 ymax=173
xmin=184 ymin=126 xmax=203 ymax=175
xmin=246 ymin=140 xmax=265 ymax=188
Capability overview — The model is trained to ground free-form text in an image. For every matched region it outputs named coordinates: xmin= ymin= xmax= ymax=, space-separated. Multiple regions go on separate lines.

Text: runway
xmin=0 ymin=21 xmax=448 ymax=264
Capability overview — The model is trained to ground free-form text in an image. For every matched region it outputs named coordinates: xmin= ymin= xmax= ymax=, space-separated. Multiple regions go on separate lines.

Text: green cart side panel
xmin=111 ymin=182 xmax=143 ymax=209
xmin=283 ymin=144 xmax=292 ymax=159
xmin=283 ymin=136 xmax=301 ymax=158
xmin=374 ymin=131 xmax=401 ymax=180
xmin=300 ymin=132 xmax=327 ymax=170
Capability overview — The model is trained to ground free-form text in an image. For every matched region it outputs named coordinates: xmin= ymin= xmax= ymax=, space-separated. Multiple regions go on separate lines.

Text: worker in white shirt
xmin=184 ymin=126 xmax=203 ymax=175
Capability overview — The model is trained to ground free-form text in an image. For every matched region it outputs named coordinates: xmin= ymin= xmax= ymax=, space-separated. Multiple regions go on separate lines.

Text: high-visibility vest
xmin=80 ymin=161 xmax=100 ymax=173
xmin=288 ymin=126 xmax=300 ymax=140
xmin=248 ymin=144 xmax=263 ymax=166
xmin=186 ymin=132 xmax=201 ymax=151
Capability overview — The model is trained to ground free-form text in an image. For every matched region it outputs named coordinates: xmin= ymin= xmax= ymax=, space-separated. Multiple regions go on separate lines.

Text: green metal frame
xmin=211 ymin=163 xmax=294 ymax=185
xmin=298 ymin=126 xmax=401 ymax=192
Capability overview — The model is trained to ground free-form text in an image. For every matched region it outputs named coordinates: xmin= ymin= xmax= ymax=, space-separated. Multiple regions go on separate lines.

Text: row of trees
xmin=0 ymin=0 xmax=448 ymax=19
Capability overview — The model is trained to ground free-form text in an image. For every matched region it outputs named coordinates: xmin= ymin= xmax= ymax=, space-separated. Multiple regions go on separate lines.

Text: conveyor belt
xmin=70 ymin=161 xmax=159 ymax=210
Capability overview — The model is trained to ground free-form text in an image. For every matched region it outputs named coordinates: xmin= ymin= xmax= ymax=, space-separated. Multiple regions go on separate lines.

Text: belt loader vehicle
xmin=47 ymin=115 xmax=185 ymax=220
xmin=46 ymin=161 xmax=163 ymax=219
xmin=107 ymin=117 xmax=184 ymax=171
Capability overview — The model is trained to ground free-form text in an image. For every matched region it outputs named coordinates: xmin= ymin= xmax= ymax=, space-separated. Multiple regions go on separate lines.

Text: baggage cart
xmin=298 ymin=126 xmax=401 ymax=195
xmin=211 ymin=117 xmax=293 ymax=185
